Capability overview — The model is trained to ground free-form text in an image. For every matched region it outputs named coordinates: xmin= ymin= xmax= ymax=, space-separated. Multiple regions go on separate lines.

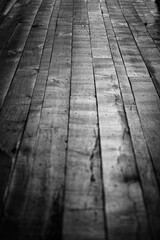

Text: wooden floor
xmin=0 ymin=0 xmax=160 ymax=239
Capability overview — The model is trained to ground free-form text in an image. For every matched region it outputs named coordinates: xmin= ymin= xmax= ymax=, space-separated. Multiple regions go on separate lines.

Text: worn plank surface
xmin=62 ymin=2 xmax=105 ymax=239
xmin=0 ymin=0 xmax=160 ymax=239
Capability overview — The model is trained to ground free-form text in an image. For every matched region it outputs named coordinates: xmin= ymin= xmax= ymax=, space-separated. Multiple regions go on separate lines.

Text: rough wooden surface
xmin=0 ymin=0 xmax=160 ymax=239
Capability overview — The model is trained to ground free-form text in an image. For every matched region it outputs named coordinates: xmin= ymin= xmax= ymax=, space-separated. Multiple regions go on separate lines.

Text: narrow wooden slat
xmin=0 ymin=0 xmax=39 ymax=108
xmin=0 ymin=0 xmax=53 ymax=156
xmin=0 ymin=0 xmax=72 ymax=239
xmin=0 ymin=0 xmax=30 ymax=53
xmin=2 ymin=0 xmax=17 ymax=16
xmin=0 ymin=0 xmax=45 ymax=108
xmin=114 ymin=0 xmax=160 ymax=187
xmin=62 ymin=1 xmax=106 ymax=239
xmin=102 ymin=0 xmax=160 ymax=238
xmin=129 ymin=77 xmax=160 ymax=180
xmin=90 ymin=0 xmax=152 ymax=239
xmin=0 ymin=0 xmax=56 ymax=227
xmin=0 ymin=24 xmax=29 ymax=108
xmin=119 ymin=0 xmax=160 ymax=97
xmin=95 ymin=75 xmax=151 ymax=239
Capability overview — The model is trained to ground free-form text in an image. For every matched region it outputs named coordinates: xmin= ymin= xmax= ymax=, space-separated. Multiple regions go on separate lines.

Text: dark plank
xmin=119 ymin=0 xmax=160 ymax=98
xmin=0 ymin=0 xmax=72 ymax=239
xmin=0 ymin=0 xmax=46 ymax=108
xmin=1 ymin=0 xmax=17 ymax=16
xmin=0 ymin=0 xmax=30 ymax=53
xmin=0 ymin=0 xmax=55 ymax=224
xmin=0 ymin=0 xmax=53 ymax=155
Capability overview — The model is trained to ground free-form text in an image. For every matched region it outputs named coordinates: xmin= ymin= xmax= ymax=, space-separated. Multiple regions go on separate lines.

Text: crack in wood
xmin=89 ymin=135 xmax=99 ymax=182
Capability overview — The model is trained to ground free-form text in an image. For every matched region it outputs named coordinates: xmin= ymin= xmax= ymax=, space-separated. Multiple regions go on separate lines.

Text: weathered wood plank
xmin=0 ymin=0 xmax=44 ymax=108
xmin=0 ymin=0 xmax=30 ymax=53
xmin=2 ymin=0 xmax=17 ymax=16
xmin=0 ymin=0 xmax=38 ymax=108
xmin=0 ymin=0 xmax=53 ymax=155
xmin=0 ymin=0 xmax=160 ymax=240
xmin=129 ymin=77 xmax=160 ymax=180
xmin=119 ymin=0 xmax=160 ymax=97
xmin=95 ymin=74 xmax=151 ymax=239
xmin=0 ymin=0 xmax=72 ymax=239
xmin=102 ymin=0 xmax=160 ymax=237
xmin=62 ymin=1 xmax=106 ymax=239
xmin=90 ymin=1 xmax=152 ymax=239
xmin=0 ymin=0 xmax=56 ymax=225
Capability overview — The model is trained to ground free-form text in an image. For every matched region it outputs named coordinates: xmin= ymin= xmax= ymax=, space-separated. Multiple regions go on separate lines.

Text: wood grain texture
xmin=0 ymin=0 xmax=73 ymax=239
xmin=92 ymin=0 xmax=153 ymax=239
xmin=0 ymin=0 xmax=160 ymax=239
xmin=0 ymin=0 xmax=37 ymax=108
xmin=62 ymin=1 xmax=105 ymax=239
xmin=0 ymin=0 xmax=52 ymax=155
xmin=102 ymin=1 xmax=160 ymax=237
xmin=0 ymin=0 xmax=58 ymax=235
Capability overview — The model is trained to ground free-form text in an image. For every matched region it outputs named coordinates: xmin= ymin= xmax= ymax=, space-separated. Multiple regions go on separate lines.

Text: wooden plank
xmin=119 ymin=0 xmax=160 ymax=97
xmin=94 ymin=74 xmax=151 ymax=239
xmin=2 ymin=0 xmax=17 ymax=16
xmin=0 ymin=0 xmax=54 ymax=155
xmin=0 ymin=0 xmax=30 ymax=53
xmin=0 ymin=0 xmax=44 ymax=109
xmin=129 ymin=77 xmax=160 ymax=180
xmin=0 ymin=0 xmax=56 ymax=223
xmin=0 ymin=0 xmax=72 ymax=239
xmin=102 ymin=0 xmax=160 ymax=237
xmin=90 ymin=0 xmax=153 ymax=239
xmin=0 ymin=0 xmax=35 ymax=107
xmin=62 ymin=1 xmax=106 ymax=239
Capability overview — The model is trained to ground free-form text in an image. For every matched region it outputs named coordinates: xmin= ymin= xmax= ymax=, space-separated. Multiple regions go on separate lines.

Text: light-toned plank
xmin=102 ymin=0 xmax=160 ymax=237
xmin=90 ymin=0 xmax=152 ymax=239
xmin=62 ymin=1 xmax=106 ymax=239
